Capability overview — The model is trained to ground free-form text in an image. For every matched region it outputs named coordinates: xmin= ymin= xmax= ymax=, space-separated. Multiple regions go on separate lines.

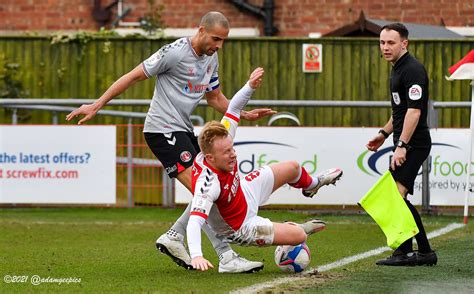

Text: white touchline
xmin=230 ymin=223 xmax=465 ymax=294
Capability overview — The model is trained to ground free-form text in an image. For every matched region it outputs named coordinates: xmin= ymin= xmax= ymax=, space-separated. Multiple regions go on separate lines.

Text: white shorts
xmin=226 ymin=166 xmax=275 ymax=246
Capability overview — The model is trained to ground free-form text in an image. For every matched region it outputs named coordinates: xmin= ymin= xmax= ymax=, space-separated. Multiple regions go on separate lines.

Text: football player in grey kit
xmin=66 ymin=11 xmax=274 ymax=273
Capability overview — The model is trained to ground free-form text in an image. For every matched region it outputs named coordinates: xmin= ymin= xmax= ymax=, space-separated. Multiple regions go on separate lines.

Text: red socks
xmin=289 ymin=167 xmax=312 ymax=189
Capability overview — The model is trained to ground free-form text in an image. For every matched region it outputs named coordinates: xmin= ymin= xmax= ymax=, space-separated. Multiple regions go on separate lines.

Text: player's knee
xmin=290 ymin=227 xmax=307 ymax=245
xmin=285 ymin=160 xmax=300 ymax=178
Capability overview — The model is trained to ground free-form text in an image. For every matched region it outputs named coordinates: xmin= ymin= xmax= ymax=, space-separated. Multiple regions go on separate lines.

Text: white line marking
xmin=230 ymin=223 xmax=465 ymax=294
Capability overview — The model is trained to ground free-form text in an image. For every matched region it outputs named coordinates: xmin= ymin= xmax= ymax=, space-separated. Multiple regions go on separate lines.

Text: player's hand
xmin=249 ymin=67 xmax=264 ymax=89
xmin=66 ymin=103 xmax=100 ymax=125
xmin=241 ymin=108 xmax=276 ymax=121
xmin=391 ymin=147 xmax=407 ymax=170
xmin=365 ymin=134 xmax=385 ymax=152
xmin=191 ymin=256 xmax=214 ymax=271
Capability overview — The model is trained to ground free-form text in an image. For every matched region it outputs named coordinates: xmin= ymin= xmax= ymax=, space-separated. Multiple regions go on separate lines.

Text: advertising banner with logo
xmin=176 ymin=127 xmax=472 ymax=206
xmin=0 ymin=126 xmax=116 ymax=204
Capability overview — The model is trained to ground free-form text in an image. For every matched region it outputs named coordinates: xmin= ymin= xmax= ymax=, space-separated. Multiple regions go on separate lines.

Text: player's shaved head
xmin=200 ymin=11 xmax=229 ymax=30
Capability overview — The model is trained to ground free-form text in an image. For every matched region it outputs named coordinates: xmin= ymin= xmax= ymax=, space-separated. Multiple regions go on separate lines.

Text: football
xmin=274 ymin=242 xmax=311 ymax=273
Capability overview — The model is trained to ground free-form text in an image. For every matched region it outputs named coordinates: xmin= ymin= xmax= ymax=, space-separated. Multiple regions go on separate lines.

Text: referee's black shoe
xmin=416 ymin=251 xmax=437 ymax=266
xmin=376 ymin=251 xmax=417 ymax=266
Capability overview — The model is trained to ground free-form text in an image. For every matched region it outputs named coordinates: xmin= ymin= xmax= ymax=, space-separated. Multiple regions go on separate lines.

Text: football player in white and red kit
xmin=186 ymin=67 xmax=343 ymax=271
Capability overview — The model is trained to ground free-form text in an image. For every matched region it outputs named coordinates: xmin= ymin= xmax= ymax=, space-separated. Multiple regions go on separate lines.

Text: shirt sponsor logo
xmin=392 ymin=92 xmax=401 ymax=105
xmin=408 ymin=84 xmax=422 ymax=100
xmin=180 ymin=151 xmax=192 ymax=163
xmin=165 ymin=164 xmax=177 ymax=175
xmin=183 ymin=81 xmax=209 ymax=94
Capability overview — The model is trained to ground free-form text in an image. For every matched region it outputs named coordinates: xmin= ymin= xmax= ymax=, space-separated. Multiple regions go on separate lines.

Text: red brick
xmin=369 ymin=3 xmax=384 ymax=10
xmin=0 ymin=0 xmax=471 ymax=36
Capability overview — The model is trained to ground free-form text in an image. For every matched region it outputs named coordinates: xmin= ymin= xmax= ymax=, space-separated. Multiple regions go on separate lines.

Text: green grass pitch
xmin=1 ymin=208 xmax=472 ymax=293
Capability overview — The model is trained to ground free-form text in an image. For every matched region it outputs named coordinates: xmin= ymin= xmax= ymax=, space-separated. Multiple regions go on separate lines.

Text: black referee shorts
xmin=144 ymin=132 xmax=200 ymax=178
xmin=390 ymin=146 xmax=431 ymax=195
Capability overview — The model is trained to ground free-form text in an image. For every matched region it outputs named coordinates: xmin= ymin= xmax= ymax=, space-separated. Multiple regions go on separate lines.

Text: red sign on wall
xmin=303 ymin=44 xmax=322 ymax=73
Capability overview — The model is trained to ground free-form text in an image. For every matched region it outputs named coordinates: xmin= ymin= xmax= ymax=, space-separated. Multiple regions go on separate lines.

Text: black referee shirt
xmin=390 ymin=52 xmax=430 ymax=148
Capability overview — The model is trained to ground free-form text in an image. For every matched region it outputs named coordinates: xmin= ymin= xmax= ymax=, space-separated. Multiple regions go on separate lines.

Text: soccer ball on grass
xmin=274 ymin=242 xmax=311 ymax=273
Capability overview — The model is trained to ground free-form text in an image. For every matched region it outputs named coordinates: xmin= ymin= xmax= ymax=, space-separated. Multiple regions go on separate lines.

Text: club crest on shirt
xmin=180 ymin=151 xmax=192 ymax=162
xmin=408 ymin=84 xmax=422 ymax=100
xmin=392 ymin=92 xmax=401 ymax=105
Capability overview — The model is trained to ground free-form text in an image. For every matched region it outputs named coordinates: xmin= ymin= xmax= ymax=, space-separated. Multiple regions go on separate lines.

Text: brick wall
xmin=0 ymin=0 xmax=473 ymax=36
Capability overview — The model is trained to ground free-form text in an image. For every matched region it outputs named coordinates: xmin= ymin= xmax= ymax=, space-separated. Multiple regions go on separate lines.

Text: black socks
xmin=397 ymin=198 xmax=432 ymax=254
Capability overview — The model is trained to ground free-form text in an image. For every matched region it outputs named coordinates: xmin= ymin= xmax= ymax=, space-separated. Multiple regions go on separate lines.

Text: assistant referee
xmin=366 ymin=23 xmax=437 ymax=266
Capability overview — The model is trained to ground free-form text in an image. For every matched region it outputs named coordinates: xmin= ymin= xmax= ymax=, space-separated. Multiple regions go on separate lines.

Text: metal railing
xmin=0 ymin=98 xmax=471 ymax=107
xmin=1 ymin=98 xmax=471 ymax=209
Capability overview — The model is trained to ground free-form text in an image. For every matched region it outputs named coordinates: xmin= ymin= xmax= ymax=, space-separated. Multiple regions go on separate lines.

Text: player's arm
xmin=390 ymin=108 xmax=420 ymax=170
xmin=66 ymin=65 xmax=147 ymax=124
xmin=67 ymin=43 xmax=179 ymax=124
xmin=366 ymin=117 xmax=393 ymax=152
xmin=398 ymin=109 xmax=420 ymax=145
xmin=391 ymin=68 xmax=426 ymax=170
xmin=205 ymin=87 xmax=230 ymax=114
xmin=221 ymin=67 xmax=265 ymax=138
xmin=186 ymin=172 xmax=220 ymax=271
xmin=205 ymin=69 xmax=275 ymax=121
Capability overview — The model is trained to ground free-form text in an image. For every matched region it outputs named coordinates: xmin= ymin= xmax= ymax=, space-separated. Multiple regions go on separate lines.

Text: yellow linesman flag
xmin=359 ymin=171 xmax=419 ymax=249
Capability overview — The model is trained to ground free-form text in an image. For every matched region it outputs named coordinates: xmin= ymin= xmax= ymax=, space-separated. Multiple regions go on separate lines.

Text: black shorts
xmin=390 ymin=146 xmax=431 ymax=195
xmin=144 ymin=132 xmax=200 ymax=178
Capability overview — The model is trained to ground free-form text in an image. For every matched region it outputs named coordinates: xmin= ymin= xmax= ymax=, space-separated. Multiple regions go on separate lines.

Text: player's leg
xmin=146 ymin=132 xmax=261 ymax=272
xmin=396 ymin=183 xmax=436 ymax=266
xmin=242 ymin=165 xmax=326 ymax=238
xmin=399 ymin=149 xmax=436 ymax=266
xmin=145 ymin=132 xmax=200 ymax=269
xmin=267 ymin=161 xmax=337 ymax=234
xmin=376 ymin=147 xmax=436 ymax=266
xmin=272 ymin=222 xmax=306 ymax=245
xmin=228 ymin=216 xmax=322 ymax=248
xmin=268 ymin=160 xmax=342 ymax=197
xmin=273 ymin=220 xmax=327 ymax=245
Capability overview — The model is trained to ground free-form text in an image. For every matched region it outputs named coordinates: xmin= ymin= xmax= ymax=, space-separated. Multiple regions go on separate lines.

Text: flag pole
xmin=464 ymin=81 xmax=474 ymax=224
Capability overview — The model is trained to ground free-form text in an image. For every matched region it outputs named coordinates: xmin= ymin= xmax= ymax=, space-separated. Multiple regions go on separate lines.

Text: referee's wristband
xmin=378 ymin=129 xmax=390 ymax=139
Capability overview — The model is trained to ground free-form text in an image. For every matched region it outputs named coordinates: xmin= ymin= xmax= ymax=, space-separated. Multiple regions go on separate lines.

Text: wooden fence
xmin=1 ymin=35 xmax=472 ymax=127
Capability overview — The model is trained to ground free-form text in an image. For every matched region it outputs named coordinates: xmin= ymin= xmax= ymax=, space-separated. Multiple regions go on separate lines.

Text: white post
xmin=464 ymin=82 xmax=474 ymax=224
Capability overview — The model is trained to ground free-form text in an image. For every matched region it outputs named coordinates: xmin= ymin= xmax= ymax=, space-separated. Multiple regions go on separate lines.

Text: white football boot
xmin=156 ymin=231 xmax=193 ymax=270
xmin=298 ymin=219 xmax=326 ymax=235
xmin=303 ymin=168 xmax=343 ymax=198
xmin=218 ymin=250 xmax=264 ymax=273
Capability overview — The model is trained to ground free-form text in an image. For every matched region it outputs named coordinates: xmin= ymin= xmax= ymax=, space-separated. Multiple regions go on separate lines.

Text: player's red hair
xmin=198 ymin=121 xmax=229 ymax=154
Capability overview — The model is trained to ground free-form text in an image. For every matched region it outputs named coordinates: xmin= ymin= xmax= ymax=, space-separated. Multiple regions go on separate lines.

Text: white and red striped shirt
xmin=191 ymin=151 xmax=248 ymax=230
xmin=186 ymin=82 xmax=255 ymax=258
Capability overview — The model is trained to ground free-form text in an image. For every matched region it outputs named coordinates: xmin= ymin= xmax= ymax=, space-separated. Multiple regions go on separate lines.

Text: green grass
xmin=300 ymin=222 xmax=474 ymax=294
xmin=0 ymin=208 xmax=470 ymax=293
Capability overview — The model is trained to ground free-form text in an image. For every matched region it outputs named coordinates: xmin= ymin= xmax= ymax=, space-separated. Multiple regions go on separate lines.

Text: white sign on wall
xmin=0 ymin=126 xmax=116 ymax=204
xmin=176 ymin=127 xmax=472 ymax=206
